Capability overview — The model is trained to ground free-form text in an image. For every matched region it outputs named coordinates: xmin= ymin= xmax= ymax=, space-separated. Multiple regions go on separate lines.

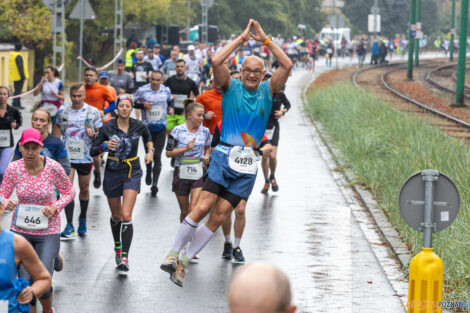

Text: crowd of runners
xmin=0 ymin=19 xmax=294 ymax=312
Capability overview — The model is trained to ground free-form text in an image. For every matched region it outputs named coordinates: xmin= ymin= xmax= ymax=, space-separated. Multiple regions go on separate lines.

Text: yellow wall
xmin=0 ymin=50 xmax=35 ymax=91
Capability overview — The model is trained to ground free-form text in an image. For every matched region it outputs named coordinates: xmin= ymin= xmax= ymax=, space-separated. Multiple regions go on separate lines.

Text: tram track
xmin=352 ymin=61 xmax=470 ymax=141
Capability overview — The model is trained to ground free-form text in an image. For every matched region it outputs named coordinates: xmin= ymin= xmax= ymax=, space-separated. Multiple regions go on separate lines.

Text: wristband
xmin=148 ymin=147 xmax=155 ymax=152
xmin=240 ymin=35 xmax=247 ymax=42
xmin=263 ymin=38 xmax=272 ymax=45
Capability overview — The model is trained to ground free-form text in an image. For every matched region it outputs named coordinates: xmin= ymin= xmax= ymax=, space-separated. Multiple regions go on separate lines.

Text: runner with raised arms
xmin=160 ymin=19 xmax=292 ymax=286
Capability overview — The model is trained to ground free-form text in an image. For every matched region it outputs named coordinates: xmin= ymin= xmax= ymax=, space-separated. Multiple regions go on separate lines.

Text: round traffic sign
xmin=42 ymin=0 xmax=71 ymax=10
xmin=398 ymin=170 xmax=460 ymax=232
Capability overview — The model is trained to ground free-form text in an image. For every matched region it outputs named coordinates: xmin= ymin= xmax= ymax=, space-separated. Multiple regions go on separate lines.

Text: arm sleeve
xmin=90 ymin=126 xmax=108 ymax=157
xmin=52 ymin=165 xmax=76 ymax=212
xmin=15 ymin=56 xmax=25 ymax=80
xmin=58 ymin=81 xmax=64 ymax=91
xmin=192 ymin=81 xmax=200 ymax=96
xmin=0 ymin=164 xmax=16 ymax=204
xmin=141 ymin=124 xmax=152 ymax=145
xmin=279 ymin=91 xmax=291 ymax=111
xmin=167 ymin=89 xmax=174 ymax=109
xmin=14 ymin=109 xmax=22 ymax=129
xmin=103 ymin=101 xmax=116 ymax=113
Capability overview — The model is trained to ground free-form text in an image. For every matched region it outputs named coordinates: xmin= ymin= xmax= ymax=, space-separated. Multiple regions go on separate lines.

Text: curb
xmin=300 ymin=73 xmax=454 ymax=313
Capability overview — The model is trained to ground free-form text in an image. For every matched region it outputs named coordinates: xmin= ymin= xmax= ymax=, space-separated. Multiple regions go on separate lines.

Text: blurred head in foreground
xmin=228 ymin=262 xmax=296 ymax=313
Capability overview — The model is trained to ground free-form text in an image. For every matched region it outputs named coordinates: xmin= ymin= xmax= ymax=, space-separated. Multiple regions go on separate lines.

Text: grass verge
xmin=304 ymin=82 xmax=470 ymax=303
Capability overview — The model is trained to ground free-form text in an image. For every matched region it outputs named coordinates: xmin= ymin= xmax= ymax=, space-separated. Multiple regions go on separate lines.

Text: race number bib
xmin=174 ymin=94 xmax=187 ymax=109
xmin=147 ymin=105 xmax=164 ymax=121
xmin=136 ymin=71 xmax=147 ymax=82
xmin=326 ymin=48 xmax=333 ymax=54
xmin=42 ymin=102 xmax=58 ymax=116
xmin=0 ymin=300 xmax=8 ymax=313
xmin=0 ymin=130 xmax=10 ymax=148
xmin=15 ymin=204 xmax=49 ymax=231
xmin=66 ymin=139 xmax=85 ymax=159
xmin=264 ymin=127 xmax=275 ymax=140
xmin=228 ymin=146 xmax=258 ymax=175
xmin=179 ymin=159 xmax=203 ymax=180
xmin=168 ymin=70 xmax=176 ymax=77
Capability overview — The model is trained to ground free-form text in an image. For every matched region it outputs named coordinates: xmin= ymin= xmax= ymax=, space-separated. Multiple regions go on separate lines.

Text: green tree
xmin=0 ymin=0 xmax=52 ymax=49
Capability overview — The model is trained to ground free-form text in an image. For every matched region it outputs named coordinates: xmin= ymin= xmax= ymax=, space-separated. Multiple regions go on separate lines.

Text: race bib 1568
xmin=66 ymin=139 xmax=85 ymax=160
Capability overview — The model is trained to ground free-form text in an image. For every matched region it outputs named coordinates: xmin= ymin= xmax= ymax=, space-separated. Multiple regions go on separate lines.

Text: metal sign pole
xmin=373 ymin=0 xmax=377 ymax=41
xmin=114 ymin=0 xmax=123 ymax=69
xmin=414 ymin=0 xmax=421 ymax=67
xmin=421 ymin=170 xmax=438 ymax=248
xmin=406 ymin=0 xmax=417 ymax=80
xmin=78 ymin=0 xmax=84 ymax=81
xmin=450 ymin=0 xmax=456 ymax=62
xmin=455 ymin=0 xmax=469 ymax=106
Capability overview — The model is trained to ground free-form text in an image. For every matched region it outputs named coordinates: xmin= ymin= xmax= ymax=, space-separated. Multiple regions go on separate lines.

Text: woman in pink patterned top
xmin=0 ymin=128 xmax=75 ymax=313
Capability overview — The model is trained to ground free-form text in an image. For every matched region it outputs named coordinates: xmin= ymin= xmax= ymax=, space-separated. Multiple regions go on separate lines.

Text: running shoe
xmin=54 ymin=253 xmax=64 ymax=272
xmin=232 ymin=247 xmax=246 ymax=264
xmin=222 ymin=242 xmax=233 ymax=260
xmin=170 ymin=261 xmax=188 ymax=287
xmin=270 ymin=176 xmax=279 ymax=192
xmin=78 ymin=218 xmax=87 ymax=236
xmin=114 ymin=246 xmax=122 ymax=266
xmin=117 ymin=257 xmax=129 ymax=276
xmin=151 ymin=185 xmax=158 ymax=197
xmin=60 ymin=224 xmax=76 ymax=240
xmin=145 ymin=171 xmax=152 ymax=186
xmin=93 ymin=170 xmax=101 ymax=189
xmin=160 ymin=255 xmax=178 ymax=274
xmin=261 ymin=180 xmax=270 ymax=194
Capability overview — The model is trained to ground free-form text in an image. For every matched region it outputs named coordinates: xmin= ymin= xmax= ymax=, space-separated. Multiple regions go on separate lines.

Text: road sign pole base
xmin=407 ymin=248 xmax=443 ymax=313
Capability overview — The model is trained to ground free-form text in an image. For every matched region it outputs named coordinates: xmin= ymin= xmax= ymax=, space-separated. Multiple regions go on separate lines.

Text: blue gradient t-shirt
xmin=220 ymin=78 xmax=272 ymax=148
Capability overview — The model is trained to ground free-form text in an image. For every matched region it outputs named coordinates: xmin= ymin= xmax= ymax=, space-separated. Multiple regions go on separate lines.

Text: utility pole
xmin=52 ymin=0 xmax=66 ymax=81
xmin=450 ymin=0 xmax=456 ymax=62
xmin=414 ymin=0 xmax=421 ymax=67
xmin=114 ymin=0 xmax=124 ymax=67
xmin=201 ymin=0 xmax=208 ymax=43
xmin=406 ymin=0 xmax=417 ymax=81
xmin=373 ymin=0 xmax=378 ymax=41
xmin=334 ymin=0 xmax=338 ymax=68
xmin=78 ymin=0 xmax=84 ymax=81
xmin=455 ymin=0 xmax=470 ymax=106
xmin=187 ymin=0 xmax=191 ymax=41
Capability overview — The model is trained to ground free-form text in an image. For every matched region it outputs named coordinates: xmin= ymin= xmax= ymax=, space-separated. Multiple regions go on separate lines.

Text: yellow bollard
xmin=407 ymin=248 xmax=443 ymax=313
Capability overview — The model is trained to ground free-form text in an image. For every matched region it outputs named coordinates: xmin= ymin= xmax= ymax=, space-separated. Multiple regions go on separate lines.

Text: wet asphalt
xmin=0 ymin=58 xmax=409 ymax=313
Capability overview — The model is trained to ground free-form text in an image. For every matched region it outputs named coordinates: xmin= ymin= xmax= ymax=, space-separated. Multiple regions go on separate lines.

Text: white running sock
xmin=234 ymin=237 xmax=241 ymax=248
xmin=185 ymin=224 xmax=214 ymax=259
xmin=171 ymin=216 xmax=198 ymax=252
xmin=224 ymin=235 xmax=232 ymax=243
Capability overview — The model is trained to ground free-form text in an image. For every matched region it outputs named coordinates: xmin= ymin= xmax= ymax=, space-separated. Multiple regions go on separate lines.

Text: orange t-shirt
xmin=84 ymin=83 xmax=114 ymax=111
xmin=196 ymin=89 xmax=223 ymax=134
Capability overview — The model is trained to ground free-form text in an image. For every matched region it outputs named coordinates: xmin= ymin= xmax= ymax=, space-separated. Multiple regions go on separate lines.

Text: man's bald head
xmin=241 ymin=56 xmax=264 ymax=70
xmin=240 ymin=56 xmax=266 ymax=91
xmin=228 ymin=262 xmax=296 ymax=313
